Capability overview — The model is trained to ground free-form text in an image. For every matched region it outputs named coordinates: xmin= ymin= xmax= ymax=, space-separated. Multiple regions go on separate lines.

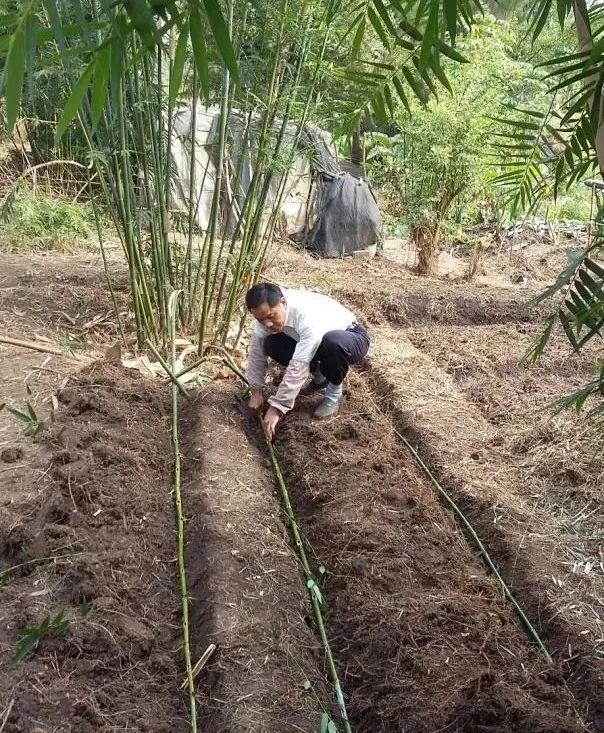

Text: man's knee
xmin=320 ymin=331 xmax=342 ymax=353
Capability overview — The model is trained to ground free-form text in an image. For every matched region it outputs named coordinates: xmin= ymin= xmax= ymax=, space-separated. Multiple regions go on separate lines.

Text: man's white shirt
xmin=246 ymin=288 xmax=356 ymax=413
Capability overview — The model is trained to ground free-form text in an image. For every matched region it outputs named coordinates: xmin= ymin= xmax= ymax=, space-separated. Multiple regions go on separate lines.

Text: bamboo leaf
xmin=350 ymin=14 xmax=365 ymax=60
xmin=585 ymin=257 xmax=604 ymax=279
xmin=367 ymin=6 xmax=390 ymax=48
xmin=557 ymin=0 xmax=571 ymax=27
xmin=532 ymin=0 xmax=552 ymax=40
xmin=401 ymin=65 xmax=428 ymax=103
xmin=392 ymin=74 xmax=411 ymax=112
xmin=371 ymin=90 xmax=388 ymax=122
xmin=383 ymin=82 xmax=394 ymax=115
xmin=91 ymin=43 xmax=110 ymax=130
xmin=444 ymin=0 xmax=457 ymax=43
xmin=123 ymin=0 xmax=157 ymax=49
xmin=55 ymin=60 xmax=95 ymax=142
xmin=372 ymin=0 xmax=398 ymax=37
xmin=110 ymin=32 xmax=124 ymax=112
xmin=419 ymin=0 xmax=438 ymax=70
xmin=5 ymin=406 xmax=31 ymax=423
xmin=529 ymin=249 xmax=587 ymax=307
xmin=5 ymin=23 xmax=26 ymax=132
xmin=170 ymin=18 xmax=189 ymax=105
xmin=189 ymin=8 xmax=210 ymax=103
xmin=202 ymin=0 xmax=239 ymax=82
xmin=559 ymin=311 xmax=580 ymax=351
xmin=522 ymin=314 xmax=556 ymax=364
xmin=24 ymin=14 xmax=38 ymax=107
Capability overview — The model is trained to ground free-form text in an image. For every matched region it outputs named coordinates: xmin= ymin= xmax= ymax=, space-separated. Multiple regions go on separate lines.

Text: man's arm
xmin=267 ymin=325 xmax=319 ymax=414
xmin=267 ymin=360 xmax=310 ymax=414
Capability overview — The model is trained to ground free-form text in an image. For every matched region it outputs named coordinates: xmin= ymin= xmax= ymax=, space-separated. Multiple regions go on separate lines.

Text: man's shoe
xmin=300 ymin=378 xmax=328 ymax=396
xmin=313 ymin=397 xmax=342 ymax=420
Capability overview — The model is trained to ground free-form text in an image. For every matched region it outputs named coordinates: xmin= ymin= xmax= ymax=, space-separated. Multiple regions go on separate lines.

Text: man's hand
xmin=249 ymin=389 xmax=264 ymax=412
xmin=263 ymin=406 xmax=281 ymax=441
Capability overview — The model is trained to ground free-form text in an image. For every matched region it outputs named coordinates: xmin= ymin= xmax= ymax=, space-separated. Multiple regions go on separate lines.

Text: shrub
xmin=0 ymin=188 xmax=96 ymax=252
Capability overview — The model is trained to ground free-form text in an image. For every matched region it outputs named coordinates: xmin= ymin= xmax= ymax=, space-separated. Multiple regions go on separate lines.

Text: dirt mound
xmin=273 ymin=373 xmax=585 ymax=732
xmin=0 ymin=364 xmax=186 ymax=733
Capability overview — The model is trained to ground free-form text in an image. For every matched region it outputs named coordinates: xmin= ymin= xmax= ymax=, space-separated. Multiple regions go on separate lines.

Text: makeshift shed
xmin=169 ymin=105 xmax=380 ymax=256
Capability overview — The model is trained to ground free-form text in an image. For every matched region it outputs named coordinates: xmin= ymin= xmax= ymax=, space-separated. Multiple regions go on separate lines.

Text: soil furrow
xmin=181 ymin=384 xmax=329 ymax=732
xmin=367 ymin=322 xmax=603 ymax=729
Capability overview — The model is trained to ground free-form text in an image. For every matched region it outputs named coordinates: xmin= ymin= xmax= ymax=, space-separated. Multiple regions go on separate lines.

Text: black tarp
xmin=304 ymin=172 xmax=381 ymax=257
xmin=297 ymin=127 xmax=381 ymax=257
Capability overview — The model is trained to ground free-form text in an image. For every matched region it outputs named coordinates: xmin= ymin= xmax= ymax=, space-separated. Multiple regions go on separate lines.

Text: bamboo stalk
xmin=214 ymin=351 xmax=352 ymax=727
xmin=197 ymin=0 xmax=234 ymax=355
xmin=0 ymin=335 xmax=71 ymax=357
xmin=386 ymin=420 xmax=554 ymax=664
xmin=261 ymin=424 xmax=353 ymax=733
xmin=145 ymin=338 xmax=190 ymax=399
xmin=168 ymin=291 xmax=198 ymax=733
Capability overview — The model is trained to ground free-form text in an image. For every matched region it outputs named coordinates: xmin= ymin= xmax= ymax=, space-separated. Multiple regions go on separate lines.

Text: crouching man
xmin=245 ymin=282 xmax=370 ymax=440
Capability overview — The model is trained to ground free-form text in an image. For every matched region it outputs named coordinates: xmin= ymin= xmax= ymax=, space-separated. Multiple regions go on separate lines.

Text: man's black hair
xmin=245 ymin=282 xmax=283 ymax=310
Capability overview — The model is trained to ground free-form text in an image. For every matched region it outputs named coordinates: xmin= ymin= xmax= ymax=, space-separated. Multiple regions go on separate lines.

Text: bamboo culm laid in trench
xmin=168 ymin=291 xmax=198 ymax=733
xmin=261 ymin=426 xmax=354 ymax=733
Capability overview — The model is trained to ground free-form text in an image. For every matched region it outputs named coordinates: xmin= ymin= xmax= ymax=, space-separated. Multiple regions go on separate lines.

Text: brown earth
xmin=268 ymin=243 xmax=604 ymax=730
xmin=180 ymin=384 xmax=329 ymax=732
xmin=270 ymin=372 xmax=586 ymax=732
xmin=0 ymin=251 xmax=337 ymax=733
xmin=0 ymin=364 xmax=185 ymax=732
xmin=1 ymin=235 xmax=602 ymax=733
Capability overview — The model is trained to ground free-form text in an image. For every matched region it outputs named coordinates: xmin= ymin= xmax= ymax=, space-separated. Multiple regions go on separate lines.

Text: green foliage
xmin=320 ymin=713 xmax=339 ymax=733
xmin=539 ymin=186 xmax=593 ymax=220
xmin=0 ymin=400 xmax=44 ymax=436
xmin=10 ymin=610 xmax=70 ymax=665
xmin=522 ymin=214 xmax=604 ymax=415
xmin=0 ymin=187 xmax=95 ymax=251
xmin=366 ymin=16 xmax=547 ymax=232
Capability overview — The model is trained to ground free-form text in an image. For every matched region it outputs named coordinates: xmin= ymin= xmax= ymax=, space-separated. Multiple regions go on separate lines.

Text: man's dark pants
xmin=264 ymin=324 xmax=370 ymax=385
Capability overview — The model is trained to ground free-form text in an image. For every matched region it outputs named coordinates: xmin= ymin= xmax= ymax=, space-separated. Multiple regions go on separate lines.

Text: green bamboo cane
xmin=182 ymin=66 xmax=200 ymax=320
xmin=145 ymin=338 xmax=190 ymax=399
xmin=388 ymin=422 xmax=554 ymax=665
xmin=263 ymin=431 xmax=353 ymax=733
xmin=221 ymin=356 xmax=354 ymax=730
xmin=89 ymin=184 xmax=126 ymax=344
xmin=168 ymin=290 xmax=198 ymax=732
xmin=197 ymin=0 xmax=234 ymax=355
xmin=131 ymin=57 xmax=169 ymax=336
xmin=216 ymin=0 xmax=291 ymax=342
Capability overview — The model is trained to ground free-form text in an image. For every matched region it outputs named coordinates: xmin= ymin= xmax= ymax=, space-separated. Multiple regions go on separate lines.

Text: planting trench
xmin=179 ymin=384 xmax=328 ymax=732
xmin=367 ymin=322 xmax=603 ymax=729
xmin=0 ymin=255 xmax=597 ymax=732
xmin=177 ymin=373 xmax=588 ymax=732
xmin=0 ymin=359 xmax=593 ymax=733
xmin=269 ymin=243 xmax=603 ymax=729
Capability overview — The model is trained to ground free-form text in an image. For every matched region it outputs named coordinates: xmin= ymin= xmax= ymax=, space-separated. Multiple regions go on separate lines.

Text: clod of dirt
xmin=1 ymin=446 xmax=24 ymax=463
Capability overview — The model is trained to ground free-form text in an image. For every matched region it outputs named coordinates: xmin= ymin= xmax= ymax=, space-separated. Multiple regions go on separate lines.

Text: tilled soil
xmin=365 ymin=320 xmax=603 ymax=727
xmin=270 ymin=245 xmax=549 ymax=327
xmin=0 ymin=365 xmax=186 ymax=732
xmin=273 ymin=373 xmax=586 ymax=733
